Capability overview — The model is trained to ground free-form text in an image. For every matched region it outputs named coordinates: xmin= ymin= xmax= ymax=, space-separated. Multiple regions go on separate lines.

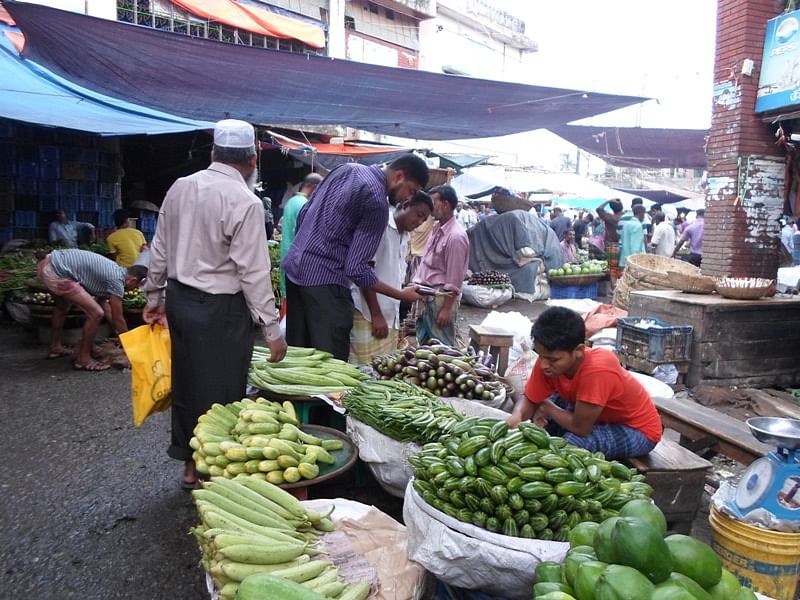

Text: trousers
xmin=285 ymin=279 xmax=354 ymax=361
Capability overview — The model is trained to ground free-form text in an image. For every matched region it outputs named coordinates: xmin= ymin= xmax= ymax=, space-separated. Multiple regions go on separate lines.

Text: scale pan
xmin=747 ymin=417 xmax=800 ymax=450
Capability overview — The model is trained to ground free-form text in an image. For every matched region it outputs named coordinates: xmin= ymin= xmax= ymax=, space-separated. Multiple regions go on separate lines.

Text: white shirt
xmin=144 ymin=162 xmax=281 ymax=340
xmin=650 ymin=221 xmax=676 ymax=257
xmin=351 ymin=212 xmax=408 ymax=330
xmin=457 ymin=208 xmax=472 ymax=229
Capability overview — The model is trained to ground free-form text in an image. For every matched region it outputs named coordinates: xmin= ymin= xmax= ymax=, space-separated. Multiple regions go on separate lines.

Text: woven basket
xmin=626 ymin=254 xmax=700 ymax=284
xmin=549 ymin=273 xmax=604 ymax=287
xmin=715 ymin=277 xmax=774 ymax=300
xmin=612 ymin=276 xmax=631 ymax=310
xmin=490 ymin=192 xmax=536 ymax=214
xmin=667 ymin=271 xmax=717 ymax=294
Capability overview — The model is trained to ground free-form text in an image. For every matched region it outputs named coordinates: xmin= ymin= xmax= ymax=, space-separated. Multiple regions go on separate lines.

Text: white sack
xmin=403 ymin=481 xmax=569 ymax=599
xmin=461 ymin=284 xmax=514 ymax=309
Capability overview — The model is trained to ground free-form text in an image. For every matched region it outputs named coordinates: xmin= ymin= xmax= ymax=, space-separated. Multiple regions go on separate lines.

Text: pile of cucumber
xmin=192 ymin=476 xmax=371 ymax=600
xmin=191 ymin=398 xmax=343 ymax=485
xmin=409 ymin=417 xmax=653 ymax=541
xmin=249 ymin=346 xmax=369 ymax=397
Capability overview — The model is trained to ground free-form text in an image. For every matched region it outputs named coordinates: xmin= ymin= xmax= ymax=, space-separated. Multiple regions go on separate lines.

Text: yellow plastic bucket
xmin=709 ymin=506 xmax=800 ymax=600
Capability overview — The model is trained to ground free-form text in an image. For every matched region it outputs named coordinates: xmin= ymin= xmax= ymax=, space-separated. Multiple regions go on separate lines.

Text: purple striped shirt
xmin=284 ymin=163 xmax=388 ymax=289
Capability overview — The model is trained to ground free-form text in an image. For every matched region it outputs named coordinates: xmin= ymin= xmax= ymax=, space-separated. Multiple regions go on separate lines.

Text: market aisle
xmin=0 ymin=321 xmax=206 ymax=599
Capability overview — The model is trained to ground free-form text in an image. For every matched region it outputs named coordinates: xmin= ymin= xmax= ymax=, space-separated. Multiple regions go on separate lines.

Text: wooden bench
xmin=652 ymin=395 xmax=771 ymax=466
xmin=468 ymin=324 xmax=514 ymax=375
xmin=625 ymin=438 xmax=712 ymax=534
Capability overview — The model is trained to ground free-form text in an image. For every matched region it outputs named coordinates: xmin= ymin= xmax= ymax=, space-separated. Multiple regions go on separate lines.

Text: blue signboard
xmin=756 ymin=10 xmax=800 ymax=113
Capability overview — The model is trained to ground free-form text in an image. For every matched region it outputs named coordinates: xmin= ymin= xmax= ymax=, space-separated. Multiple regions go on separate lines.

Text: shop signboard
xmin=756 ymin=9 xmax=800 ymax=113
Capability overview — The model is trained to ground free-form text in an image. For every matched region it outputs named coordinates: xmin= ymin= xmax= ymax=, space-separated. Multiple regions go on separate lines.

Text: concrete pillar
xmin=327 ymin=0 xmax=346 ymax=58
xmin=704 ymin=0 xmax=785 ymax=278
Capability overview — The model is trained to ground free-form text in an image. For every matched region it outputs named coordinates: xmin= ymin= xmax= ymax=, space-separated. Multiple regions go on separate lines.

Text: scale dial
xmin=735 ymin=457 xmax=776 ymax=510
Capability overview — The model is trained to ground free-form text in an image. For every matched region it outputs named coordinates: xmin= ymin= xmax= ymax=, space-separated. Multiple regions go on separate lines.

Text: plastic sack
xmin=652 ymin=363 xmax=679 ymax=385
xmin=513 ymin=258 xmax=550 ymax=302
xmin=119 ymin=324 xmax=172 ymax=427
xmin=504 ymin=348 xmax=537 ymax=406
xmin=403 ymin=481 xmax=569 ymax=599
xmin=460 ymin=284 xmax=514 ymax=309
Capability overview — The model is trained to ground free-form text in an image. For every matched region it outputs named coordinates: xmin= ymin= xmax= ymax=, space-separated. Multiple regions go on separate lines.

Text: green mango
xmin=707 ymin=569 xmax=742 ymax=600
xmin=611 ymin=517 xmax=672 ymax=583
xmin=665 ymin=534 xmax=722 ymax=589
xmin=573 ymin=560 xmax=607 ymax=600
xmin=568 ymin=521 xmax=600 ymax=548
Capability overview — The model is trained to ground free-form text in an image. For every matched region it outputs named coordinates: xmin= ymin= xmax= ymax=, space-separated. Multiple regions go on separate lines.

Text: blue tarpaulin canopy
xmin=6 ymin=2 xmax=648 ymax=141
xmin=0 ymin=23 xmax=214 ymax=135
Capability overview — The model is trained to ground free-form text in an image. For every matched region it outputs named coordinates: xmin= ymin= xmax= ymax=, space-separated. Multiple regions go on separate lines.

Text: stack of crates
xmin=138 ymin=211 xmax=157 ymax=242
xmin=0 ymin=121 xmax=121 ymax=241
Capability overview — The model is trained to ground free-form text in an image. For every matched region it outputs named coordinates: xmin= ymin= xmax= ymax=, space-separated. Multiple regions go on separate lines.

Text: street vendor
xmin=596 ymin=199 xmax=624 ymax=288
xmin=411 ymin=185 xmax=470 ymax=346
xmin=38 ymin=248 xmax=146 ymax=371
xmin=349 ymin=191 xmax=433 ymax=365
xmin=507 ymin=306 xmax=662 ymax=459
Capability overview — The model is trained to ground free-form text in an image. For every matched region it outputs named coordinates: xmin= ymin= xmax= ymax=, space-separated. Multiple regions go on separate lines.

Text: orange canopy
xmin=171 ymin=0 xmax=324 ymax=49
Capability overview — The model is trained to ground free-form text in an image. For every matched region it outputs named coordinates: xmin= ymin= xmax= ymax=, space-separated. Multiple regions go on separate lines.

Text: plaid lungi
xmin=545 ymin=395 xmax=658 ymax=459
xmin=414 ymin=294 xmax=460 ymax=347
xmin=605 ymin=241 xmax=622 ymax=278
xmin=348 ymin=310 xmax=399 ymax=366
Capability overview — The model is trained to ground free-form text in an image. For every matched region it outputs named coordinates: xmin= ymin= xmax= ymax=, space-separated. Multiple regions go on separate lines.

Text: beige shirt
xmin=144 ymin=162 xmax=281 ymax=341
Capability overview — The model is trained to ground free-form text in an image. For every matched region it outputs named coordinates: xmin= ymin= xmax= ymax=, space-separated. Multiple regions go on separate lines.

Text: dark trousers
xmin=285 ymin=279 xmax=353 ymax=361
xmin=165 ymin=279 xmax=253 ymax=461
xmin=687 ymin=253 xmax=702 ymax=267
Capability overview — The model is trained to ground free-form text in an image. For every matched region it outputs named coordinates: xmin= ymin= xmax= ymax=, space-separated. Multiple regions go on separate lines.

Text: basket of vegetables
xmin=547 ymin=260 xmax=607 ymax=286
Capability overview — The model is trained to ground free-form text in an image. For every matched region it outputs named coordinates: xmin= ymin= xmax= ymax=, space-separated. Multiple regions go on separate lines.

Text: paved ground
xmin=1 ymin=296 xmax=724 ymax=599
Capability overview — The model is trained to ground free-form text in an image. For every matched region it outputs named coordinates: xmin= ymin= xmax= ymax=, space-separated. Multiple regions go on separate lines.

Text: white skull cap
xmin=214 ymin=119 xmax=255 ymax=148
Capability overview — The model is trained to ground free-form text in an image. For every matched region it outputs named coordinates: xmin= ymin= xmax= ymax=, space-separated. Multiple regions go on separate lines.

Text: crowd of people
xmin=537 ymin=199 xmax=707 ymax=289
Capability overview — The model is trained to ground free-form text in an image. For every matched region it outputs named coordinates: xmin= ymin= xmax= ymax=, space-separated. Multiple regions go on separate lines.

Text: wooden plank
xmin=699 ymin=339 xmax=800 ymax=360
xmin=627 ymin=439 xmax=711 ymax=472
xmin=653 ymin=395 xmax=771 ymax=464
xmin=701 ymin=319 xmax=800 ymax=343
xmin=703 ymin=356 xmax=800 ymax=379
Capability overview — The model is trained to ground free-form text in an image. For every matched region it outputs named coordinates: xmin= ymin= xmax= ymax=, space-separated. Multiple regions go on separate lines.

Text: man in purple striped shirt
xmin=284 ymin=154 xmax=430 ymax=359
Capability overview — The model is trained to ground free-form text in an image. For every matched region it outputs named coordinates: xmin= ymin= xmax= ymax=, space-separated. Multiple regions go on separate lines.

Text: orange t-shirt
xmin=524 ymin=347 xmax=662 ymax=443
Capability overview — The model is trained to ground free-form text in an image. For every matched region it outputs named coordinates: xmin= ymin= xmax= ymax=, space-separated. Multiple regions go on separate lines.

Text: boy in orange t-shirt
xmin=508 ymin=306 xmax=662 ymax=459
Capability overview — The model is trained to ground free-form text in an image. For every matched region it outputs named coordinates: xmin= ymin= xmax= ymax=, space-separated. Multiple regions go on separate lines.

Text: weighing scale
xmin=728 ymin=417 xmax=800 ymax=520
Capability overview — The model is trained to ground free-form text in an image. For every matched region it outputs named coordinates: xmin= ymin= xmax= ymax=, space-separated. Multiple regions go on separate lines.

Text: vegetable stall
xmin=176 ymin=341 xmax=780 ymax=600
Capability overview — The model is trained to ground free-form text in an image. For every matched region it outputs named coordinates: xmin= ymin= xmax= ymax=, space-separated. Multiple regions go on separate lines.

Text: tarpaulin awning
xmin=261 ymin=130 xmax=411 ymax=170
xmin=429 ymin=152 xmax=490 ymax=171
xmin=613 ymin=187 xmax=691 ymax=204
xmin=0 ymin=23 xmax=215 ymax=135
xmin=6 ymin=2 xmax=648 ymax=141
xmin=550 ymin=125 xmax=708 ymax=169
xmin=170 ymin=0 xmax=324 ymax=48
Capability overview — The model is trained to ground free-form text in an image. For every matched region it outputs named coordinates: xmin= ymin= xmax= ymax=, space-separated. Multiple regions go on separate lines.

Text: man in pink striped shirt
xmin=412 ymin=185 xmax=470 ymax=346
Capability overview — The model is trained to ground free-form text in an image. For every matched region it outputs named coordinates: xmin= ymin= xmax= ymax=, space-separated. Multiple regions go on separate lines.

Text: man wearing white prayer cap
xmin=143 ymin=119 xmax=287 ymax=489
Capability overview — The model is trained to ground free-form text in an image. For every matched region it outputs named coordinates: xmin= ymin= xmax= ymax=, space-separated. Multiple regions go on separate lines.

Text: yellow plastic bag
xmin=119 ymin=324 xmax=172 ymax=427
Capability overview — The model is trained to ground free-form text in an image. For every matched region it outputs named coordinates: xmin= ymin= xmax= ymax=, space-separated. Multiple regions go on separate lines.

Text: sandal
xmin=47 ymin=347 xmax=74 ymax=359
xmin=73 ymin=360 xmax=110 ymax=372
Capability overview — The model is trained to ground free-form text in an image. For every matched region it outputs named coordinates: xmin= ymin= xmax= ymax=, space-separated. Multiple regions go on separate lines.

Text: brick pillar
xmin=704 ymin=0 xmax=785 ymax=278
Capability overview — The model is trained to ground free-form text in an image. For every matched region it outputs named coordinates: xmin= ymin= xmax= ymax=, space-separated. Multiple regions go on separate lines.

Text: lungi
xmin=349 ymin=310 xmax=399 ymax=366
xmin=605 ymin=241 xmax=622 ymax=278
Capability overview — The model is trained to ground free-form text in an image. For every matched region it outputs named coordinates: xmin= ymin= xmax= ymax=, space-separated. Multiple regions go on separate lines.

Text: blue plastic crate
xmin=615 ymin=317 xmax=693 ymax=364
xmin=38 ymin=179 xmax=60 ymax=196
xmin=0 ymin=210 xmax=11 ymax=226
xmin=97 ymin=197 xmax=115 ymax=212
xmin=77 ymin=211 xmax=97 ymax=223
xmin=14 ymin=194 xmax=38 ymax=210
xmin=39 ymin=196 xmax=59 ymax=212
xmin=82 ymin=165 xmax=98 ymax=181
xmin=0 ymin=227 xmax=12 ymax=242
xmin=79 ymin=196 xmax=98 ymax=211
xmin=82 ymin=149 xmax=99 ymax=163
xmin=14 ymin=177 xmax=37 ymax=195
xmin=98 ymin=182 xmax=119 ymax=199
xmin=13 ymin=210 xmax=37 ymax=227
xmin=79 ymin=181 xmax=97 ymax=196
xmin=61 ymin=196 xmax=80 ymax=212
xmin=15 ymin=161 xmax=38 ymax=180
xmin=39 ymin=146 xmax=60 ymax=163
xmin=39 ymin=162 xmax=61 ymax=180
xmin=60 ymin=180 xmax=80 ymax=196
xmin=97 ymin=210 xmax=115 ymax=228
xmin=549 ymin=282 xmax=598 ymax=300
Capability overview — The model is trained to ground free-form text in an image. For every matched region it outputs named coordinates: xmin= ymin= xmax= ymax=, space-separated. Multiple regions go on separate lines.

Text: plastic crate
xmin=615 ymin=317 xmax=693 ymax=364
xmin=0 ymin=209 xmax=11 ymax=226
xmin=60 ymin=147 xmax=83 ymax=162
xmin=97 ymin=197 xmax=115 ymax=212
xmin=15 ymin=161 xmax=38 ymax=180
xmin=0 ymin=190 xmax=14 ymax=211
xmin=98 ymin=182 xmax=119 ymax=199
xmin=0 ymin=227 xmax=12 ymax=242
xmin=14 ymin=177 xmax=37 ymax=195
xmin=97 ymin=210 xmax=115 ymax=228
xmin=39 ymin=146 xmax=60 ymax=163
xmin=39 ymin=196 xmax=59 ymax=213
xmin=39 ymin=162 xmax=61 ymax=180
xmin=14 ymin=210 xmax=37 ymax=227
xmin=38 ymin=179 xmax=59 ymax=196
xmin=98 ymin=166 xmax=117 ymax=183
xmin=82 ymin=165 xmax=98 ymax=181
xmin=60 ymin=180 xmax=80 ymax=196
xmin=61 ymin=196 xmax=80 ymax=212
xmin=14 ymin=194 xmax=38 ymax=210
xmin=82 ymin=149 xmax=99 ymax=163
xmin=549 ymin=282 xmax=598 ymax=300
xmin=79 ymin=195 xmax=98 ymax=211
xmin=77 ymin=210 xmax=97 ymax=223
xmin=61 ymin=162 xmax=83 ymax=180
